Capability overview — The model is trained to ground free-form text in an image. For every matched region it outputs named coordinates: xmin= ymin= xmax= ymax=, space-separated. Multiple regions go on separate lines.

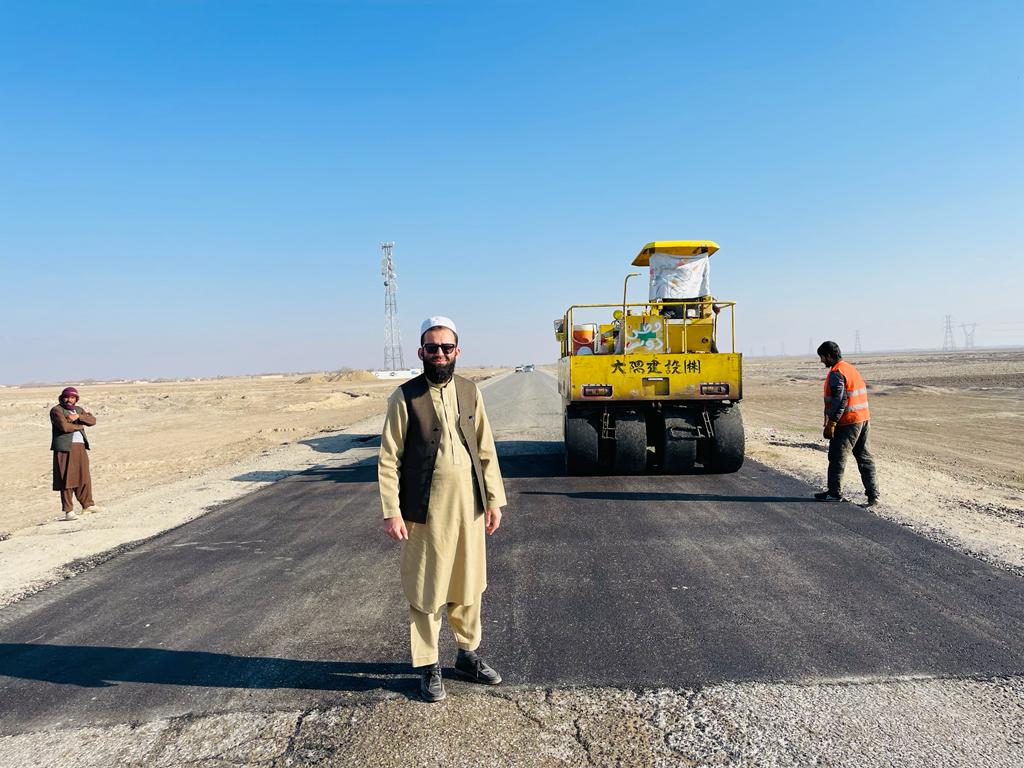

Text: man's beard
xmin=423 ymin=357 xmax=456 ymax=384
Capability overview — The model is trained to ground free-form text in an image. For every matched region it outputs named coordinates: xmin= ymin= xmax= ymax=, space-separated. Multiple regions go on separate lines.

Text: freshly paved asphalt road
xmin=2 ymin=371 xmax=1023 ymax=736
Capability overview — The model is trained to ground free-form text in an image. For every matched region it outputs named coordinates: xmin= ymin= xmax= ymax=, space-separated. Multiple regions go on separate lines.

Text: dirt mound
xmin=326 ymin=369 xmax=377 ymax=383
xmin=295 ymin=369 xmax=376 ymax=384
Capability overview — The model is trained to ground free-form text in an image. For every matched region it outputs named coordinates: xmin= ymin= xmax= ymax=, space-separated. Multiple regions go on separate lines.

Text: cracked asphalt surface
xmin=1 ymin=371 xmax=1022 ymax=766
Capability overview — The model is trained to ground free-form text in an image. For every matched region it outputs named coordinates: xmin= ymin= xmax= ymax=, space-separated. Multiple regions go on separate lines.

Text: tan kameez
xmin=378 ymin=378 xmax=507 ymax=613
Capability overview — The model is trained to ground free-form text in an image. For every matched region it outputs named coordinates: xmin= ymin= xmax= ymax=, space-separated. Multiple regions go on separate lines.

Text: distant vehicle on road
xmin=514 ymin=365 xmax=524 ymax=373
xmin=514 ymin=364 xmax=535 ymax=373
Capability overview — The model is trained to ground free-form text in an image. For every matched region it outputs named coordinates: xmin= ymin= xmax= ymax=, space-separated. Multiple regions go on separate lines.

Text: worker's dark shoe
xmin=417 ymin=663 xmax=446 ymax=702
xmin=454 ymin=649 xmax=502 ymax=685
xmin=864 ymin=496 xmax=881 ymax=508
xmin=813 ymin=491 xmax=847 ymax=502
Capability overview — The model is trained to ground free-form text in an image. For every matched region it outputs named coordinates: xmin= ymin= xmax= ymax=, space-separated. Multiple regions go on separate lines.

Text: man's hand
xmin=383 ymin=516 xmax=408 ymax=541
xmin=485 ymin=507 xmax=502 ymax=535
xmin=823 ymin=420 xmax=837 ymax=440
xmin=67 ymin=412 xmax=79 ymax=422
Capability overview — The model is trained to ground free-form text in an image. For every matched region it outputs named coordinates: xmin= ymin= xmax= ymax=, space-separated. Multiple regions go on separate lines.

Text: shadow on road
xmin=497 ymin=452 xmax=565 ymax=479
xmin=299 ymin=434 xmax=379 ymax=453
xmin=521 ymin=490 xmax=818 ymax=503
xmin=232 ymin=439 xmax=568 ymax=483
xmin=495 ymin=441 xmax=564 ymax=479
xmin=230 ymin=470 xmax=301 ymax=483
xmin=0 ymin=644 xmax=419 ymax=694
xmin=297 ymin=454 xmax=566 ymax=484
xmin=303 ymin=464 xmax=378 ymax=483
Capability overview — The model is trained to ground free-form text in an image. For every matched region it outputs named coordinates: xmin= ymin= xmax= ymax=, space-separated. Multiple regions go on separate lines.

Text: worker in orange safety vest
xmin=814 ymin=340 xmax=880 ymax=506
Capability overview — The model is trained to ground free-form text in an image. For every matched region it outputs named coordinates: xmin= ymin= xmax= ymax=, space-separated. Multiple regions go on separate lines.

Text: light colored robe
xmin=378 ymin=377 xmax=506 ymax=613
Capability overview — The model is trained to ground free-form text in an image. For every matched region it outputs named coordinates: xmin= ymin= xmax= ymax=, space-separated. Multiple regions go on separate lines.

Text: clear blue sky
xmin=2 ymin=0 xmax=1022 ymax=383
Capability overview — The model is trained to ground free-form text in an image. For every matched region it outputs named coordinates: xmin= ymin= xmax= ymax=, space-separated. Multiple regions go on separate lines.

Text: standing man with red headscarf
xmin=814 ymin=341 xmax=880 ymax=507
xmin=50 ymin=387 xmax=100 ymax=520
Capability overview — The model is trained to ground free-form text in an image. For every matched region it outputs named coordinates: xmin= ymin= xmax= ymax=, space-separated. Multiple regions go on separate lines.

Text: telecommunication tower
xmin=960 ymin=323 xmax=976 ymax=350
xmin=942 ymin=315 xmax=957 ymax=351
xmin=381 ymin=242 xmax=404 ymax=370
xmin=854 ymin=330 xmax=863 ymax=354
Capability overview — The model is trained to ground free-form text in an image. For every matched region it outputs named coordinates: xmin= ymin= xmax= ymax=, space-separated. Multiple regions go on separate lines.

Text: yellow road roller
xmin=554 ymin=240 xmax=744 ymax=475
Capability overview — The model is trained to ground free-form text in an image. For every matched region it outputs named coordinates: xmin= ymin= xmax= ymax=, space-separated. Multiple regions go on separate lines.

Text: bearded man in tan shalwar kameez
xmin=378 ymin=316 xmax=507 ymax=703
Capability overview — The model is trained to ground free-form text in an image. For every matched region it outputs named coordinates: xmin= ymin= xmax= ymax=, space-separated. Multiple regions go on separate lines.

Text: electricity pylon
xmin=942 ymin=315 xmax=957 ymax=351
xmin=960 ymin=323 xmax=976 ymax=350
xmin=381 ymin=242 xmax=404 ymax=370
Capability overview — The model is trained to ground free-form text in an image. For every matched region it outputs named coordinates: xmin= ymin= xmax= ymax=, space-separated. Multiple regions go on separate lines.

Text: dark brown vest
xmin=398 ymin=374 xmax=488 ymax=524
xmin=50 ymin=405 xmax=90 ymax=452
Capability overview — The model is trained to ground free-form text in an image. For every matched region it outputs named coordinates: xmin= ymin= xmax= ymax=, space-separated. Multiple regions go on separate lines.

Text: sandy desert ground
xmin=0 ymin=368 xmax=501 ymax=605
xmin=1 ymin=370 xmax=382 ymax=536
xmin=0 ymin=350 xmax=1021 ymax=606
xmin=741 ymin=348 xmax=1024 ymax=576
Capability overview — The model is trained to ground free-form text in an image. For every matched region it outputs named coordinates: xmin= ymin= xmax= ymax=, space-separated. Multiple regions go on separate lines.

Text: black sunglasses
xmin=422 ymin=343 xmax=456 ymax=355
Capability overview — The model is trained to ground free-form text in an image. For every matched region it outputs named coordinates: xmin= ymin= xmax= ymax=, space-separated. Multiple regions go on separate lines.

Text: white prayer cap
xmin=420 ymin=316 xmax=458 ymax=337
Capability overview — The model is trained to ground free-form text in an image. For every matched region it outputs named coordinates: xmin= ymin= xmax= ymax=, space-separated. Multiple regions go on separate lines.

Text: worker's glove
xmin=822 ymin=421 xmax=837 ymax=440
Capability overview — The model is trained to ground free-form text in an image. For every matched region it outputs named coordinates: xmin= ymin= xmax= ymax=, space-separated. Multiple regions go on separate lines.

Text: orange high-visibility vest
xmin=824 ymin=360 xmax=870 ymax=425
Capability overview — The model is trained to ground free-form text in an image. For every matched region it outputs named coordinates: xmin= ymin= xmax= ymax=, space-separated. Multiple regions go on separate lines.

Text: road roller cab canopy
xmin=631 ymin=240 xmax=720 ymax=267
xmin=636 ymin=240 xmax=719 ymax=301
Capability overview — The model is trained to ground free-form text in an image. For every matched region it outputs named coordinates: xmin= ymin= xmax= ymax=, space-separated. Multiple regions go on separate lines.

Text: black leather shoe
xmin=418 ymin=663 xmax=445 ymax=702
xmin=454 ymin=649 xmax=502 ymax=685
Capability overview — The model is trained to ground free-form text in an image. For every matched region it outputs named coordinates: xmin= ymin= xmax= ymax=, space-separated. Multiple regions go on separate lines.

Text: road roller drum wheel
xmin=661 ymin=415 xmax=697 ymax=474
xmin=613 ymin=411 xmax=648 ymax=475
xmin=704 ymin=405 xmax=745 ymax=473
xmin=565 ymin=410 xmax=600 ymax=475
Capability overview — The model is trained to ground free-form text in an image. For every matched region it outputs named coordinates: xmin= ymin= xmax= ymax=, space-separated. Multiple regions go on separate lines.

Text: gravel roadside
xmin=2 ymin=676 xmax=1021 ymax=767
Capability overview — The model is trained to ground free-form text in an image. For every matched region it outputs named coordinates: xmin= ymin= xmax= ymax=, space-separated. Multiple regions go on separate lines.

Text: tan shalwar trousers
xmin=409 ymin=601 xmax=482 ymax=668
xmin=402 ymin=466 xmax=487 ymax=668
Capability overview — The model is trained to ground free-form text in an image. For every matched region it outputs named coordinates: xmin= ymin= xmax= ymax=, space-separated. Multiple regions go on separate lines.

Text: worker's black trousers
xmin=828 ymin=421 xmax=879 ymax=499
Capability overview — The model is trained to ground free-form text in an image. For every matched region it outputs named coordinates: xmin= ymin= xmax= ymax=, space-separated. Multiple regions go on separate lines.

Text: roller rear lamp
xmin=700 ymin=382 xmax=730 ymax=395
xmin=581 ymin=384 xmax=613 ymax=397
